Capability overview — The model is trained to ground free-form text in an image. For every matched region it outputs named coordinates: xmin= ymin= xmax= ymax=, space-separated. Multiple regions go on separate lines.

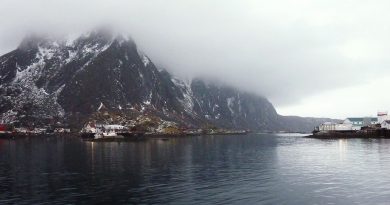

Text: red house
xmin=0 ymin=124 xmax=6 ymax=132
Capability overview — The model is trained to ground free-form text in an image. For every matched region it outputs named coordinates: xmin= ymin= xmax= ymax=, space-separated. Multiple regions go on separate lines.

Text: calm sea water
xmin=1 ymin=134 xmax=390 ymax=204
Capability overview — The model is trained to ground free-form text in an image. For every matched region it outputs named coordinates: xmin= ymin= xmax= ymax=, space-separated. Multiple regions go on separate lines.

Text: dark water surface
xmin=1 ymin=134 xmax=390 ymax=204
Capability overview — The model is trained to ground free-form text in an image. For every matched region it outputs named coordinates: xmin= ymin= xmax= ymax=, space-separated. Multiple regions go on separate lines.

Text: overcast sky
xmin=1 ymin=0 xmax=390 ymax=119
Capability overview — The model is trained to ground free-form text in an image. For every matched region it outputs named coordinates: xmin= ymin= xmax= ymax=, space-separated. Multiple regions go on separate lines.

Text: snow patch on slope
xmin=142 ymin=55 xmax=150 ymax=67
xmin=227 ymin=97 xmax=235 ymax=115
xmin=172 ymin=78 xmax=195 ymax=113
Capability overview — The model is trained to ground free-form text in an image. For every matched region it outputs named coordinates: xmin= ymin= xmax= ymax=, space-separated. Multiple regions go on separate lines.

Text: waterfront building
xmin=377 ymin=111 xmax=389 ymax=124
xmin=102 ymin=124 xmax=126 ymax=131
xmin=54 ymin=128 xmax=71 ymax=133
xmin=343 ymin=117 xmax=378 ymax=130
xmin=318 ymin=116 xmax=379 ymax=132
xmin=0 ymin=124 xmax=6 ymax=133
xmin=318 ymin=122 xmax=352 ymax=132
xmin=381 ymin=120 xmax=390 ymax=130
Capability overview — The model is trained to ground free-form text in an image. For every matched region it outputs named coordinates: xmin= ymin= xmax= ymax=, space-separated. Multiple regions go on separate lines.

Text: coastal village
xmin=313 ymin=111 xmax=390 ymax=138
xmin=2 ymin=100 xmax=390 ymax=140
xmin=0 ymin=119 xmax=248 ymax=140
xmin=0 ymin=103 xmax=248 ymax=140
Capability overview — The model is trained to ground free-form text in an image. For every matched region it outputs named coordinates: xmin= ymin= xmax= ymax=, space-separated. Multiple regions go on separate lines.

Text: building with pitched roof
xmin=343 ymin=117 xmax=378 ymax=130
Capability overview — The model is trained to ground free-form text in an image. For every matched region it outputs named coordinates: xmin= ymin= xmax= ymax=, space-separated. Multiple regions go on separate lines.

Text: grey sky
xmin=1 ymin=0 xmax=390 ymax=118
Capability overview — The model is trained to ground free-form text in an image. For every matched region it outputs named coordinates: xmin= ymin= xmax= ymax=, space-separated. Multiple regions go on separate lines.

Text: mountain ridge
xmin=0 ymin=30 xmax=336 ymax=132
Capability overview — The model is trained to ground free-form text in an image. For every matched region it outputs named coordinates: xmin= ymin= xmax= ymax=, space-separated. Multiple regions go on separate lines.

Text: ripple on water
xmin=1 ymin=135 xmax=390 ymax=204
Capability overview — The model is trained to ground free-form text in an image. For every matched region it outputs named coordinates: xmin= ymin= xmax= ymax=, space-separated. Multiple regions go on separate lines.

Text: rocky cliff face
xmin=0 ymin=29 xmax=332 ymax=132
xmin=189 ymin=80 xmax=280 ymax=130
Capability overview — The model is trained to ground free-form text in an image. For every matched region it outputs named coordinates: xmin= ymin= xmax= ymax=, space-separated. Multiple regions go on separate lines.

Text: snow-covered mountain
xmin=0 ymin=29 xmax=333 ymax=131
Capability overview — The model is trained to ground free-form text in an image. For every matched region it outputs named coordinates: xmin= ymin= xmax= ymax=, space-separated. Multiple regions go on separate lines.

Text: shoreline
xmin=306 ymin=130 xmax=390 ymax=139
xmin=83 ymin=132 xmax=251 ymax=142
xmin=0 ymin=131 xmax=250 ymax=141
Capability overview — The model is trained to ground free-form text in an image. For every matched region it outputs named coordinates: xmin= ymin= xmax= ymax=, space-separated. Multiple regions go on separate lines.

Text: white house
xmin=381 ymin=120 xmax=390 ymax=130
xmin=103 ymin=124 xmax=126 ymax=131
xmin=318 ymin=122 xmax=352 ymax=132
xmin=343 ymin=117 xmax=378 ymax=130
xmin=377 ymin=111 xmax=389 ymax=124
xmin=83 ymin=123 xmax=97 ymax=133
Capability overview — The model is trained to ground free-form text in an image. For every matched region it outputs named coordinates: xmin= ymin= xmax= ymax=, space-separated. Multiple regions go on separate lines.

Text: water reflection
xmin=1 ymin=135 xmax=390 ymax=204
xmin=338 ymin=139 xmax=347 ymax=161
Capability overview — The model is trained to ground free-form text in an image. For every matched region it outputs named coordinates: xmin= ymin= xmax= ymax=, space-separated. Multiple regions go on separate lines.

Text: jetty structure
xmin=311 ymin=111 xmax=390 ymax=138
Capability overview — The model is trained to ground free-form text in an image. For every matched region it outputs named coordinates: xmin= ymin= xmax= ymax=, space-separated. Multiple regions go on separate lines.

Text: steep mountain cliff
xmin=0 ymin=29 xmax=332 ymax=132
